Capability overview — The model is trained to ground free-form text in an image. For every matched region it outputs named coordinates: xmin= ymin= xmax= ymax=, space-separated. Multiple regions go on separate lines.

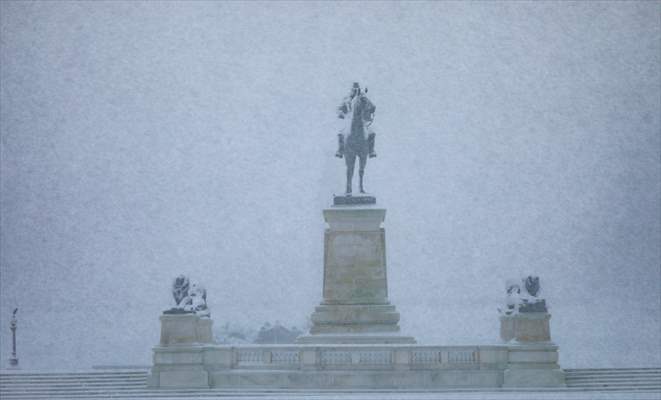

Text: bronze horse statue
xmin=335 ymin=83 xmax=376 ymax=195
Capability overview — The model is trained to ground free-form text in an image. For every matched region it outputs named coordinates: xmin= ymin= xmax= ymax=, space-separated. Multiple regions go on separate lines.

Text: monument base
xmin=307 ymin=303 xmax=408 ymax=332
xmin=299 ymin=303 xmax=415 ymax=344
xmin=300 ymin=206 xmax=416 ymax=345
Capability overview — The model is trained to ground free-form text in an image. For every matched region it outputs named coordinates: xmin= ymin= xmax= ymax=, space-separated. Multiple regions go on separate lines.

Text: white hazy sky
xmin=1 ymin=1 xmax=659 ymax=370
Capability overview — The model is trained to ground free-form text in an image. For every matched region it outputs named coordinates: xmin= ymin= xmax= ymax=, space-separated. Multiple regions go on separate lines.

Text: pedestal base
xmin=300 ymin=302 xmax=415 ymax=344
xmin=503 ymin=343 xmax=566 ymax=387
xmin=148 ymin=346 xmax=210 ymax=388
xmin=159 ymin=314 xmax=213 ymax=346
xmin=333 ymin=194 xmax=376 ymax=206
xmin=302 ymin=206 xmax=415 ymax=344
xmin=309 ymin=304 xmax=401 ymax=333
xmin=149 ymin=315 xmax=215 ymax=388
xmin=500 ymin=312 xmax=551 ymax=342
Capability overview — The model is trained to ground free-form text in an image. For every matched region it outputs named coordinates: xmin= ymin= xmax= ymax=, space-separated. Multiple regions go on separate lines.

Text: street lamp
xmin=9 ymin=308 xmax=18 ymax=367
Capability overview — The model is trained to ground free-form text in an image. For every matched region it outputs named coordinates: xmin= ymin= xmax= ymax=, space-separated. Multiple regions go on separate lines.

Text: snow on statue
xmin=163 ymin=275 xmax=210 ymax=318
xmin=499 ymin=275 xmax=547 ymax=315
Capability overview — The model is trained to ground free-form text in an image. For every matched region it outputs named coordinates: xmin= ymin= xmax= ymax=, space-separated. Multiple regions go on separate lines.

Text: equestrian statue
xmin=335 ymin=82 xmax=377 ymax=195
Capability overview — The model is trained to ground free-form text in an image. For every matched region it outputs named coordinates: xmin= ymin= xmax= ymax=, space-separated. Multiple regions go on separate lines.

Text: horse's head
xmin=353 ymin=94 xmax=375 ymax=124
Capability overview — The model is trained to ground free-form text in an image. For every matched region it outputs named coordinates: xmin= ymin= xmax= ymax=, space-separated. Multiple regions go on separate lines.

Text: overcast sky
xmin=1 ymin=1 xmax=659 ymax=370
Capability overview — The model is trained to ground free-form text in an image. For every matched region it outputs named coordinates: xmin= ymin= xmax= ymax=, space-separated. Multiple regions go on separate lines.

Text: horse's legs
xmin=368 ymin=132 xmax=376 ymax=158
xmin=336 ymin=133 xmax=345 ymax=158
xmin=358 ymin=154 xmax=367 ymax=193
xmin=345 ymin=153 xmax=356 ymax=195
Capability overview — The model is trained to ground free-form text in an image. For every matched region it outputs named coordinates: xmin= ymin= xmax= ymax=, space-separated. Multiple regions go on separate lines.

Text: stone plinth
xmin=333 ymin=194 xmax=376 ymax=206
xmin=500 ymin=313 xmax=565 ymax=387
xmin=298 ymin=206 xmax=415 ymax=344
xmin=148 ymin=314 xmax=215 ymax=388
xmin=159 ymin=314 xmax=213 ymax=346
xmin=503 ymin=344 xmax=565 ymax=387
xmin=148 ymin=345 xmax=209 ymax=388
xmin=500 ymin=312 xmax=551 ymax=343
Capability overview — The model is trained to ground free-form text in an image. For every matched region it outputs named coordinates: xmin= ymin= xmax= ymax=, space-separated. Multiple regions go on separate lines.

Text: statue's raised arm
xmin=334 ymin=82 xmax=377 ymax=197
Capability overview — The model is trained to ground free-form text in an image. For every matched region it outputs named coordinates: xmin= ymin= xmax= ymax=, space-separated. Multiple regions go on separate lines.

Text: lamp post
xmin=9 ymin=308 xmax=18 ymax=367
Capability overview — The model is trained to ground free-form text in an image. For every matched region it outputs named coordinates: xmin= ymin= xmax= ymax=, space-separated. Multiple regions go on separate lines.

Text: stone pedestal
xmin=159 ymin=314 xmax=213 ymax=346
xmin=503 ymin=344 xmax=566 ymax=387
xmin=500 ymin=312 xmax=551 ymax=343
xmin=298 ymin=206 xmax=415 ymax=344
xmin=500 ymin=313 xmax=565 ymax=387
xmin=148 ymin=314 xmax=214 ymax=388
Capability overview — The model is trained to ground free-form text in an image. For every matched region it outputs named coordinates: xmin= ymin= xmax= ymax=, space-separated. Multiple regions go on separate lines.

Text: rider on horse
xmin=335 ymin=82 xmax=377 ymax=195
xmin=335 ymin=82 xmax=376 ymax=159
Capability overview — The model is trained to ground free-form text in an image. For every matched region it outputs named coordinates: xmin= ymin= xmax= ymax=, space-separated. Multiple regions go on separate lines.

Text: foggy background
xmin=1 ymin=1 xmax=659 ymax=370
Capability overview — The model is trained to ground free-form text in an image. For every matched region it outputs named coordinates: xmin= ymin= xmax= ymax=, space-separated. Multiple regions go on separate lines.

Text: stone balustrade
xmin=154 ymin=344 xmax=506 ymax=371
xmin=149 ymin=343 xmax=563 ymax=388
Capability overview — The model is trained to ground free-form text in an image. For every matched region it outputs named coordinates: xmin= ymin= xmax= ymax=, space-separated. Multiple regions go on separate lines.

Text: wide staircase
xmin=564 ymin=368 xmax=661 ymax=391
xmin=0 ymin=370 xmax=149 ymax=399
xmin=0 ymin=368 xmax=659 ymax=399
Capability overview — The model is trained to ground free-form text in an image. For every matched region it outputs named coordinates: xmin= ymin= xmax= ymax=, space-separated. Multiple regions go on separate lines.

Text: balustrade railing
xmin=219 ymin=345 xmax=495 ymax=371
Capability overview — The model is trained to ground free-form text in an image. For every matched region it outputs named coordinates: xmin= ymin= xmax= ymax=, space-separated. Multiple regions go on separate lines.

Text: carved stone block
xmin=298 ymin=206 xmax=415 ymax=344
xmin=500 ymin=312 xmax=551 ymax=343
xmin=159 ymin=314 xmax=214 ymax=346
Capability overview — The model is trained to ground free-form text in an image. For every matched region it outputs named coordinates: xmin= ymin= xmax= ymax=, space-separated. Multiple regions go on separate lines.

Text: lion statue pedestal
xmin=498 ymin=276 xmax=565 ymax=387
xmin=148 ymin=276 xmax=215 ymax=388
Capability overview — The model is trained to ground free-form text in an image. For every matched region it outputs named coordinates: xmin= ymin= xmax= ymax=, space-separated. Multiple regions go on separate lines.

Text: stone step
xmin=0 ymin=377 xmax=147 ymax=382
xmin=1 ymin=384 xmax=147 ymax=390
xmin=567 ymin=374 xmax=661 ymax=379
xmin=2 ymin=386 xmax=661 ymax=393
xmin=0 ymin=380 xmax=147 ymax=386
xmin=566 ymin=371 xmax=661 ymax=375
xmin=0 ymin=372 xmax=146 ymax=376
xmin=1 ymin=391 xmax=661 ymax=400
xmin=567 ymin=381 xmax=661 ymax=386
xmin=569 ymin=381 xmax=661 ymax=385
xmin=565 ymin=370 xmax=661 ymax=380
xmin=0 ymin=377 xmax=147 ymax=384
xmin=2 ymin=369 xmax=660 ymax=399
xmin=567 ymin=375 xmax=661 ymax=379
xmin=567 ymin=383 xmax=661 ymax=387
xmin=569 ymin=375 xmax=661 ymax=378
xmin=567 ymin=375 xmax=661 ymax=380
xmin=564 ymin=368 xmax=661 ymax=374
xmin=567 ymin=386 xmax=661 ymax=391
xmin=567 ymin=377 xmax=661 ymax=382
xmin=568 ymin=385 xmax=661 ymax=392
xmin=1 ymin=388 xmax=661 ymax=400
xmin=0 ymin=375 xmax=147 ymax=381
xmin=567 ymin=376 xmax=661 ymax=381
xmin=0 ymin=381 xmax=146 ymax=387
xmin=565 ymin=368 xmax=661 ymax=390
